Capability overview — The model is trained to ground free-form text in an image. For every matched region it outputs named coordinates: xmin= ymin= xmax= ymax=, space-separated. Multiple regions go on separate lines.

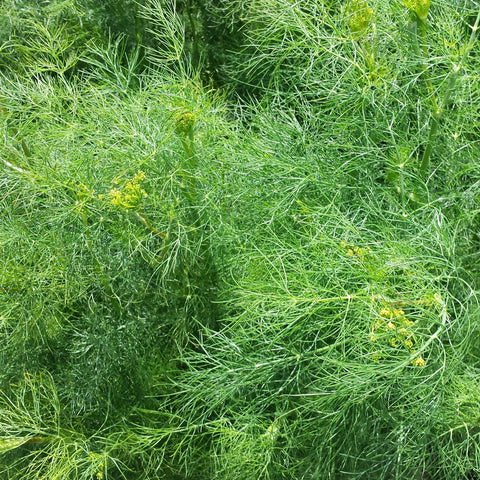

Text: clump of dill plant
xmin=1 ymin=1 xmax=480 ymax=480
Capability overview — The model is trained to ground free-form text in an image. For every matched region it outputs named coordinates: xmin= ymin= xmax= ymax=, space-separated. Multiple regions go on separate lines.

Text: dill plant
xmin=133 ymin=103 xmax=477 ymax=478
xmin=0 ymin=0 xmax=149 ymax=73
xmin=1 ymin=1 xmax=480 ymax=479
xmin=234 ymin=0 xmax=480 ymax=188
xmin=0 ymin=18 xmax=232 ymax=475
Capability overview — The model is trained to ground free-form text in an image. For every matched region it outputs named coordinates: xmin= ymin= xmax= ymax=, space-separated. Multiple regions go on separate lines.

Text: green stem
xmin=137 ymin=210 xmax=167 ymax=238
xmin=358 ymin=38 xmax=375 ymax=78
xmin=418 ymin=17 xmax=438 ymax=112
xmin=134 ymin=2 xmax=142 ymax=45
xmin=399 ymin=164 xmax=406 ymax=211
xmin=20 ymin=138 xmax=31 ymax=157
xmin=180 ymin=130 xmax=197 ymax=204
xmin=25 ymin=436 xmax=57 ymax=444
xmin=419 ymin=112 xmax=439 ymax=177
xmin=186 ymin=0 xmax=200 ymax=72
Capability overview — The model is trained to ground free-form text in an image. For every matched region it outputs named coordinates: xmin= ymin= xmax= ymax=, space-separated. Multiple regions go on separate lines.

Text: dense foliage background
xmin=1 ymin=0 xmax=480 ymax=478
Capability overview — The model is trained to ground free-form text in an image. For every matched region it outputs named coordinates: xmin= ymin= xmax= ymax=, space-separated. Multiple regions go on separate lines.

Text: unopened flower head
xmin=174 ymin=111 xmax=196 ymax=137
xmin=346 ymin=0 xmax=373 ymax=35
xmin=403 ymin=0 xmax=431 ymax=22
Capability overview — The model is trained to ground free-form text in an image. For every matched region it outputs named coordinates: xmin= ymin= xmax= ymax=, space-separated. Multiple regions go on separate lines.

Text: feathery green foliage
xmin=1 ymin=0 xmax=480 ymax=479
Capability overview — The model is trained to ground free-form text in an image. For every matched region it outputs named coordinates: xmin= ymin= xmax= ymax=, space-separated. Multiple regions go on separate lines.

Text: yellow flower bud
xmin=411 ymin=356 xmax=426 ymax=367
xmin=403 ymin=0 xmax=431 ymax=22
xmin=174 ymin=111 xmax=196 ymax=137
xmin=347 ymin=0 xmax=373 ymax=35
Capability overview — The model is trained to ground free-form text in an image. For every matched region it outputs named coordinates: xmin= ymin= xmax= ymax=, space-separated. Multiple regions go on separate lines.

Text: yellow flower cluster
xmin=370 ymin=305 xmax=426 ymax=366
xmin=346 ymin=0 xmax=373 ymax=35
xmin=340 ymin=239 xmax=372 ymax=261
xmin=411 ymin=356 xmax=426 ymax=367
xmin=109 ymin=170 xmax=147 ymax=210
xmin=403 ymin=0 xmax=431 ymax=21
xmin=88 ymin=452 xmax=105 ymax=479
